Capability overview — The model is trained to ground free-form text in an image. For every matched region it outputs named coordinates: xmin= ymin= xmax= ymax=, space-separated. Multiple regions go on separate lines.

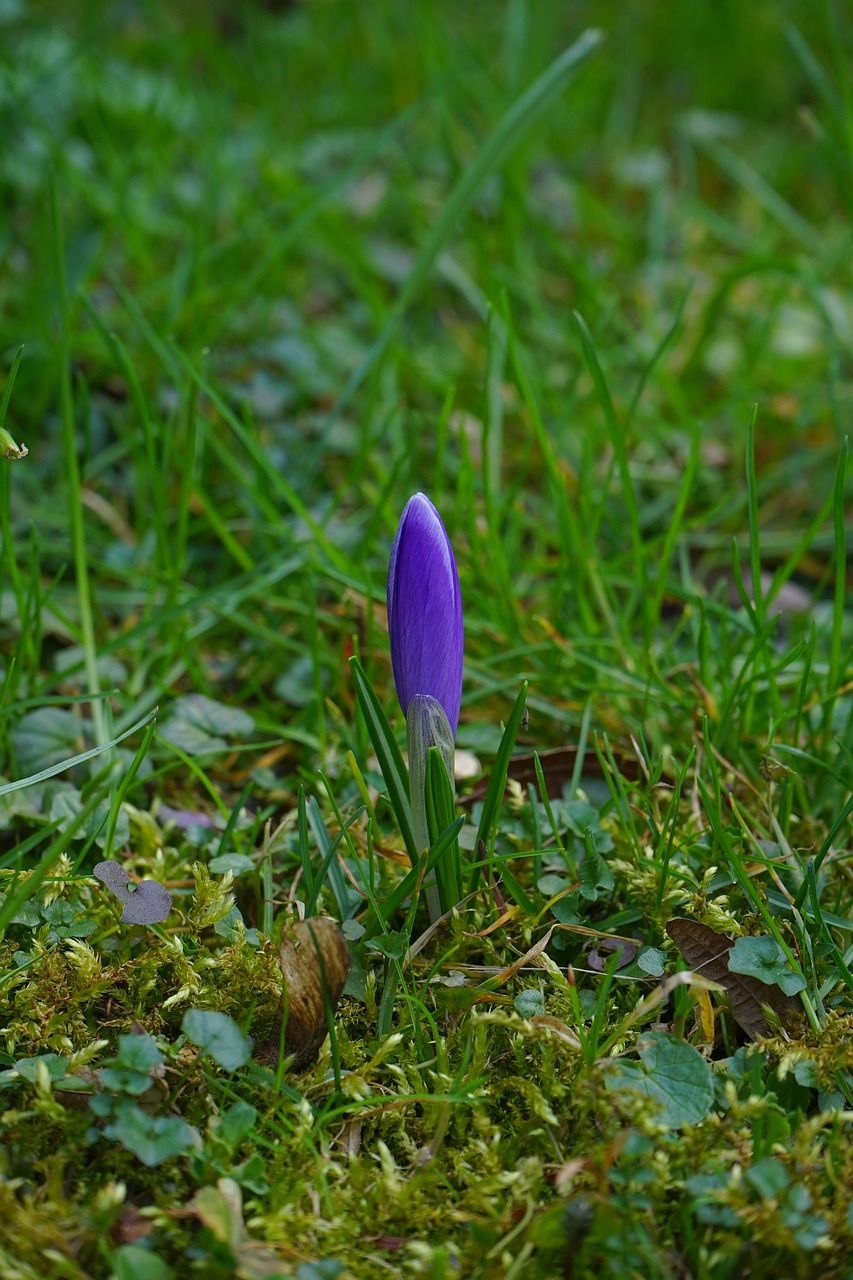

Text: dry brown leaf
xmin=492 ymin=926 xmax=556 ymax=986
xmin=461 ymin=744 xmax=640 ymax=807
xmin=467 ymin=906 xmax=521 ymax=938
xmin=666 ymin=917 xmax=800 ymax=1041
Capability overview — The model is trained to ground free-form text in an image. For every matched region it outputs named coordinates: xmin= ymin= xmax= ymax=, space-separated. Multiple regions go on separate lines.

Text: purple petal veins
xmin=387 ymin=492 xmax=463 ymax=733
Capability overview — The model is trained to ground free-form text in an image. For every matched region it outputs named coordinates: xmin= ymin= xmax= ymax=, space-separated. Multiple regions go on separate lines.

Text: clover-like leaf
xmin=604 ymin=1030 xmax=714 ymax=1128
xmin=113 ymin=1245 xmax=174 ymax=1280
xmin=104 ymin=1100 xmax=199 ymax=1166
xmin=182 ymin=1009 xmax=252 ymax=1071
xmin=50 ymin=790 xmax=130 ymax=849
xmin=1 ymin=1053 xmax=69 ymax=1087
xmin=10 ymin=707 xmax=87 ymax=774
xmin=93 ymin=859 xmax=172 ymax=925
xmin=636 ymin=946 xmax=666 ymax=977
xmin=99 ymin=1033 xmax=164 ymax=1095
xmin=514 ymin=988 xmax=546 ymax=1018
xmin=728 ymin=935 xmax=806 ymax=997
xmin=160 ymin=695 xmax=254 ymax=756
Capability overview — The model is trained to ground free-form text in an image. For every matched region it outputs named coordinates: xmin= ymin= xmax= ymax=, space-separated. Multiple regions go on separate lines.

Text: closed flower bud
xmin=387 ymin=492 xmax=463 ymax=733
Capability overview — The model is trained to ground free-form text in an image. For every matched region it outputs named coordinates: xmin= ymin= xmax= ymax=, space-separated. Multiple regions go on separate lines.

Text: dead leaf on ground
xmin=461 ymin=745 xmax=640 ymax=807
xmin=586 ymin=937 xmax=637 ymax=972
xmin=666 ymin=917 xmax=800 ymax=1040
xmin=93 ymin=860 xmax=173 ymax=925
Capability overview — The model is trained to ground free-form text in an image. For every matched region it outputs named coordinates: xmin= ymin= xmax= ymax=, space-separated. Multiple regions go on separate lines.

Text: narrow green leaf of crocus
xmin=425 ymin=745 xmax=462 ymax=913
xmin=362 ymin=816 xmax=465 ymax=939
xmin=407 ymin=694 xmax=455 ymax=852
xmin=349 ymin=657 xmax=417 ymax=860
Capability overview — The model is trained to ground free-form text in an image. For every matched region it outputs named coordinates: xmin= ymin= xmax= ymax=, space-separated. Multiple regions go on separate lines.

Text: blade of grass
xmin=329 ymin=28 xmax=603 ymax=421
xmin=350 ymin=657 xmax=417 ymax=860
xmin=474 ymin=682 xmax=528 ymax=865
xmin=49 ymin=177 xmax=106 ymax=750
xmin=0 ymin=710 xmax=157 ymax=798
xmin=572 ymin=309 xmax=646 ymax=627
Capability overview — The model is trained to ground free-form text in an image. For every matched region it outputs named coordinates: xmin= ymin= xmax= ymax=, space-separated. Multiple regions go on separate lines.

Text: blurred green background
xmin=0 ymin=5 xmax=851 ymax=1276
xmin=0 ymin=0 xmax=849 ymax=768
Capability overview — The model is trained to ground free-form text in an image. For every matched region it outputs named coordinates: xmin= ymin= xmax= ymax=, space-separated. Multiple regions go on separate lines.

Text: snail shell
xmin=266 ymin=917 xmax=350 ymax=1069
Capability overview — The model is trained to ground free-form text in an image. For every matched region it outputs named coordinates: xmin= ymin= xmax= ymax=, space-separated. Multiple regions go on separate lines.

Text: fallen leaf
xmin=492 ymin=927 xmax=556 ymax=986
xmin=467 ymin=906 xmax=521 ymax=938
xmin=461 ymin=745 xmax=640 ymax=806
xmin=93 ymin=860 xmax=173 ymax=925
xmin=586 ymin=937 xmax=637 ymax=972
xmin=666 ymin=918 xmax=800 ymax=1040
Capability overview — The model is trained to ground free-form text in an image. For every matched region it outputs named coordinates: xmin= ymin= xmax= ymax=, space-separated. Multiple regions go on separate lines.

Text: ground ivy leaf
xmin=50 ymin=791 xmax=130 ymax=848
xmin=364 ymin=931 xmax=408 ymax=962
xmin=100 ymin=1033 xmax=163 ymax=1093
xmin=728 ymin=935 xmax=806 ymax=997
xmin=637 ymin=946 xmax=666 ymax=977
xmin=208 ymin=852 xmax=254 ymax=876
xmin=514 ymin=988 xmax=545 ymax=1018
xmin=113 ymin=1244 xmax=174 ymax=1280
xmin=104 ymin=1100 xmax=199 ymax=1166
xmin=160 ymin=694 xmax=255 ymax=755
xmin=115 ymin=1033 xmax=164 ymax=1073
xmin=604 ymin=1030 xmax=714 ymax=1128
xmin=745 ymin=1156 xmax=789 ymax=1199
xmin=215 ymin=1100 xmax=257 ymax=1150
xmin=10 ymin=707 xmax=87 ymax=774
xmin=2 ymin=1053 xmax=69 ymax=1086
xmin=579 ymin=845 xmax=613 ymax=901
xmin=182 ymin=1009 xmax=252 ymax=1071
xmin=54 ymin=645 xmax=127 ymax=687
xmin=213 ymin=904 xmax=260 ymax=946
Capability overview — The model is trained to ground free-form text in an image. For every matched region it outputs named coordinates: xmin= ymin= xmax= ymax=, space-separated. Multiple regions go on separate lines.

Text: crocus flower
xmin=387 ymin=492 xmax=463 ymax=733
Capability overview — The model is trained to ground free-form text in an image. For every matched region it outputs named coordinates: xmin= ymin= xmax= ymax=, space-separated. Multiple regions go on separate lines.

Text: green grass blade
xmin=330 ymin=28 xmax=603 ymax=420
xmin=827 ymin=436 xmax=848 ymax=713
xmin=572 ymin=310 xmax=646 ymax=618
xmin=0 ymin=709 xmax=157 ymax=798
xmin=350 ymin=658 xmax=417 ymax=860
xmin=472 ymin=682 xmax=529 ymax=878
xmin=49 ymin=177 xmax=107 ymax=750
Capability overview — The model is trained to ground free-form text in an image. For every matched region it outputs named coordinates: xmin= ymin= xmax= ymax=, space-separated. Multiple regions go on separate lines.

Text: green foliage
xmin=0 ymin=0 xmax=850 ymax=1276
xmin=182 ymin=1009 xmax=252 ymax=1072
xmin=104 ymin=1102 xmax=200 ymax=1168
xmin=160 ymin=696 xmax=256 ymax=757
xmin=604 ymin=1030 xmax=715 ymax=1128
xmin=729 ymin=934 xmax=809 ymax=997
xmin=113 ymin=1247 xmax=174 ymax=1280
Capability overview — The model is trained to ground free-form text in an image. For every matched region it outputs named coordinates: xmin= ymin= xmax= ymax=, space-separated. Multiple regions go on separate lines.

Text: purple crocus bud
xmin=387 ymin=492 xmax=463 ymax=733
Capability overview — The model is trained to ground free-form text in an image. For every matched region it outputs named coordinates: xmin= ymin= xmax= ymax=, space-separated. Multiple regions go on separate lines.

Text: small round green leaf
xmin=604 ymin=1030 xmax=714 ymax=1128
xmin=728 ymin=936 xmax=806 ymax=997
xmin=112 ymin=1244 xmax=174 ymax=1280
xmin=182 ymin=1009 xmax=252 ymax=1071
